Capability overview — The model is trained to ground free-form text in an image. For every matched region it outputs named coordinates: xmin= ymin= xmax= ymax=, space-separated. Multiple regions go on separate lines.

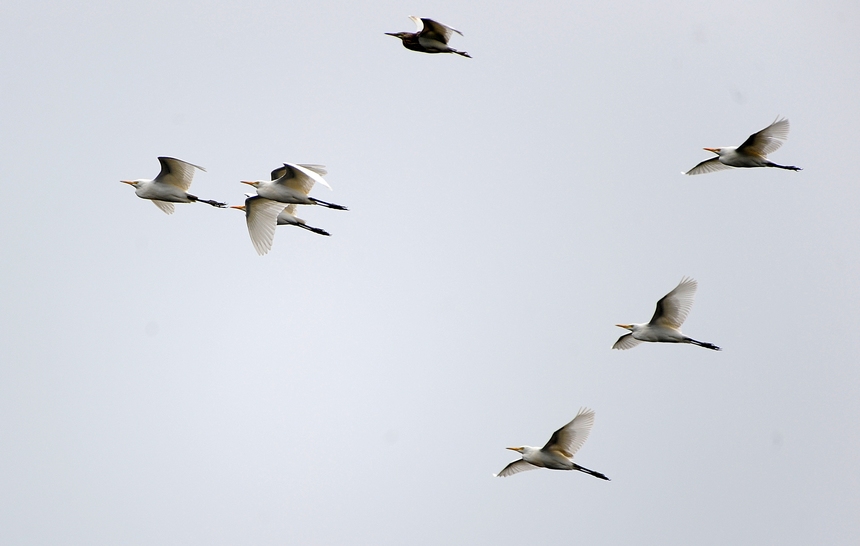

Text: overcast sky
xmin=1 ymin=1 xmax=859 ymax=544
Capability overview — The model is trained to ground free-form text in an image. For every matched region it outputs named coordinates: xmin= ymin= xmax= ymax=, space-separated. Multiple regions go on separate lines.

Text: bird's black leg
xmin=573 ymin=463 xmax=610 ymax=481
xmin=188 ymin=194 xmax=227 ymax=208
xmin=767 ymin=162 xmax=802 ymax=171
xmin=687 ymin=338 xmax=721 ymax=351
xmin=297 ymin=224 xmax=331 ymax=236
xmin=309 ymin=197 xmax=348 ymax=211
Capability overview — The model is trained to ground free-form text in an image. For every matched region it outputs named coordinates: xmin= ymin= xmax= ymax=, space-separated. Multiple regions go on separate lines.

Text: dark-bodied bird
xmin=121 ymin=157 xmax=226 ymax=214
xmin=240 ymin=163 xmax=348 ymax=211
xmin=386 ymin=16 xmax=471 ymax=58
xmin=613 ymin=277 xmax=721 ymax=351
xmin=495 ymin=408 xmax=609 ymax=480
xmin=685 ymin=117 xmax=801 ymax=175
xmin=232 ymin=194 xmax=330 ymax=256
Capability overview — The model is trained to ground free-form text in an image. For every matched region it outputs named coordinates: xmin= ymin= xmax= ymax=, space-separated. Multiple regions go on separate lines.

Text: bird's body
xmin=685 ymin=118 xmax=801 ymax=175
xmin=121 ymin=157 xmax=226 ymax=214
xmin=241 ymin=163 xmax=347 ymax=210
xmin=613 ymin=277 xmax=720 ymax=351
xmin=386 ymin=16 xmax=471 ymax=58
xmin=495 ymin=408 xmax=609 ymax=480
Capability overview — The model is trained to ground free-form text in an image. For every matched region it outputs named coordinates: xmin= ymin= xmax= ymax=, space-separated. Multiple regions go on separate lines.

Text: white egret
xmin=495 ymin=407 xmax=609 ymax=480
xmin=231 ymin=194 xmax=330 ymax=256
xmin=613 ymin=277 xmax=720 ymax=351
xmin=386 ymin=16 xmax=471 ymax=58
xmin=121 ymin=157 xmax=226 ymax=214
xmin=685 ymin=117 xmax=801 ymax=175
xmin=240 ymin=164 xmax=348 ymax=210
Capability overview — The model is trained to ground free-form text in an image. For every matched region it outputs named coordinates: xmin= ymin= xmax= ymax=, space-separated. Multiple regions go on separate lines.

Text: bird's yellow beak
xmin=230 ymin=205 xmax=245 ymax=211
xmin=703 ymin=147 xmax=719 ymax=154
xmin=120 ymin=180 xmax=135 ymax=185
xmin=240 ymin=181 xmax=255 ymax=186
xmin=616 ymin=324 xmax=633 ymax=330
xmin=506 ymin=447 xmax=522 ymax=453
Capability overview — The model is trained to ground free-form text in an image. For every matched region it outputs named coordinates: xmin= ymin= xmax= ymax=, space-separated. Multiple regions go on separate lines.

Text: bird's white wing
xmin=273 ymin=163 xmax=331 ymax=194
xmin=292 ymin=163 xmax=332 ymax=190
xmin=651 ymin=277 xmax=697 ymax=328
xmin=297 ymin=164 xmax=328 ymax=177
xmin=155 ymin=157 xmax=205 ymax=191
xmin=542 ymin=408 xmax=595 ymax=458
xmin=612 ymin=333 xmax=642 ymax=350
xmin=152 ymin=200 xmax=175 ymax=215
xmin=244 ymin=196 xmax=285 ymax=256
xmin=685 ymin=157 xmax=732 ymax=175
xmin=495 ymin=459 xmax=538 ymax=478
xmin=271 ymin=164 xmax=328 ymax=180
xmin=737 ymin=118 xmax=790 ymax=157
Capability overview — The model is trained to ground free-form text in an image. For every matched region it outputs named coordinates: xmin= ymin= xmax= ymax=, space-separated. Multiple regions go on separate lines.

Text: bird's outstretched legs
xmin=573 ymin=463 xmax=610 ymax=481
xmin=309 ymin=197 xmax=348 ymax=210
xmin=297 ymin=224 xmax=331 ymax=236
xmin=188 ymin=194 xmax=228 ymax=208
xmin=452 ymin=49 xmax=471 ymax=58
xmin=767 ymin=162 xmax=802 ymax=171
xmin=686 ymin=338 xmax=721 ymax=351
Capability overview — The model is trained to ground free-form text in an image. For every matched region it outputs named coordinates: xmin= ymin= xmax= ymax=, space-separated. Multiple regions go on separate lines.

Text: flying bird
xmin=240 ymin=164 xmax=348 ymax=211
xmin=685 ymin=117 xmax=801 ymax=175
xmin=386 ymin=16 xmax=471 ymax=58
xmin=613 ymin=277 xmax=720 ymax=351
xmin=121 ymin=157 xmax=226 ymax=214
xmin=232 ymin=194 xmax=330 ymax=256
xmin=495 ymin=408 xmax=609 ymax=480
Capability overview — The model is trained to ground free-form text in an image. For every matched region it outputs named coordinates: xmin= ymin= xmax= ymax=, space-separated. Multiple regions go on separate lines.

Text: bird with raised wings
xmin=613 ymin=277 xmax=721 ymax=351
xmin=495 ymin=408 xmax=609 ymax=480
xmin=232 ymin=194 xmax=330 ymax=256
xmin=386 ymin=16 xmax=471 ymax=58
xmin=685 ymin=118 xmax=801 ymax=175
xmin=240 ymin=163 xmax=348 ymax=211
xmin=121 ymin=157 xmax=226 ymax=214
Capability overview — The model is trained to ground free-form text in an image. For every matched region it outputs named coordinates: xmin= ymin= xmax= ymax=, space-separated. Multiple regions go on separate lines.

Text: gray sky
xmin=1 ymin=1 xmax=859 ymax=544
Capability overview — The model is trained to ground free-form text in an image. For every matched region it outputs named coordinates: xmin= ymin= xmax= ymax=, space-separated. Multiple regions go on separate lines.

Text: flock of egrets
xmin=121 ymin=16 xmax=801 ymax=482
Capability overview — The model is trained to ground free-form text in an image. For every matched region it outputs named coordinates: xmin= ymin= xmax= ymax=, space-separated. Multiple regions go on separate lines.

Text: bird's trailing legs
xmin=188 ymin=194 xmax=227 ymax=208
xmin=451 ymin=49 xmax=471 ymax=58
xmin=309 ymin=197 xmax=348 ymax=210
xmin=297 ymin=224 xmax=331 ymax=236
xmin=766 ymin=161 xmax=802 ymax=171
xmin=573 ymin=463 xmax=610 ymax=481
xmin=686 ymin=337 xmax=721 ymax=351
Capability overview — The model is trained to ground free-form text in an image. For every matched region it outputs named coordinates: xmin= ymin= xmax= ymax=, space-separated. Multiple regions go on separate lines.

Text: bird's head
xmin=615 ymin=324 xmax=634 ymax=331
xmin=704 ymin=147 xmax=722 ymax=155
xmin=506 ymin=447 xmax=525 ymax=454
xmin=120 ymin=180 xmax=141 ymax=188
xmin=240 ymin=180 xmax=261 ymax=188
xmin=385 ymin=31 xmax=409 ymax=40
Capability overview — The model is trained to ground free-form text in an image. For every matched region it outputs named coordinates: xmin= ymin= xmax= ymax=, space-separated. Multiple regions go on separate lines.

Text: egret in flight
xmin=232 ymin=195 xmax=330 ymax=256
xmin=685 ymin=117 xmax=801 ymax=175
xmin=386 ymin=16 xmax=471 ymax=58
xmin=240 ymin=164 xmax=348 ymax=210
xmin=121 ymin=157 xmax=226 ymax=214
xmin=495 ymin=408 xmax=609 ymax=480
xmin=613 ymin=277 xmax=721 ymax=351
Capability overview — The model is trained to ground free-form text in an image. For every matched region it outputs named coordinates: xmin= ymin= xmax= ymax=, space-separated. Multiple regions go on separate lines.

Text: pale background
xmin=1 ymin=1 xmax=859 ymax=544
